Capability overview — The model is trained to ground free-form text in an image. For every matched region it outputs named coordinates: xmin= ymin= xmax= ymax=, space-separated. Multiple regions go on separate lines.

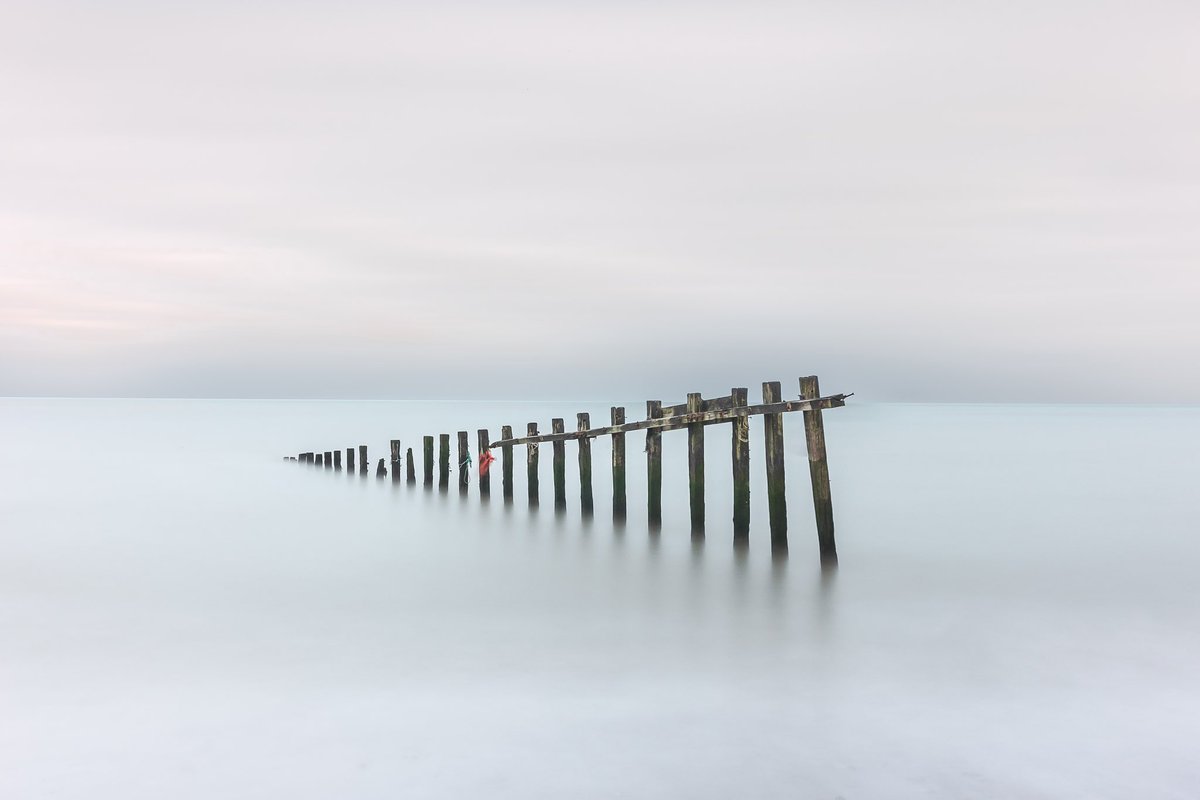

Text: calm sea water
xmin=2 ymin=399 xmax=1198 ymax=798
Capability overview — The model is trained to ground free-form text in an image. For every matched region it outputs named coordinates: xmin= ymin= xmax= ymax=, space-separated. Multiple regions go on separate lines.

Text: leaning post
xmin=800 ymin=376 xmax=838 ymax=569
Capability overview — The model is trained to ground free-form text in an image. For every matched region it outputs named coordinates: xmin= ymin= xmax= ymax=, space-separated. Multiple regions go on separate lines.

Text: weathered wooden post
xmin=551 ymin=418 xmax=566 ymax=511
xmin=457 ymin=431 xmax=470 ymax=494
xmin=687 ymin=392 xmax=704 ymax=536
xmin=578 ymin=412 xmax=593 ymax=517
xmin=376 ymin=457 xmax=387 ymax=478
xmin=438 ymin=434 xmax=450 ymax=488
xmin=333 ymin=450 xmax=342 ymax=471
xmin=302 ymin=452 xmax=314 ymax=464
xmin=800 ymin=376 xmax=838 ymax=569
xmin=390 ymin=440 xmax=402 ymax=484
xmin=316 ymin=453 xmax=323 ymax=466
xmin=406 ymin=447 xmax=416 ymax=483
xmin=731 ymin=387 xmax=750 ymax=545
xmin=527 ymin=422 xmax=540 ymax=507
xmin=477 ymin=429 xmax=490 ymax=498
xmin=423 ymin=436 xmax=434 ymax=486
xmin=324 ymin=451 xmax=333 ymax=470
xmin=762 ymin=381 xmax=788 ymax=555
xmin=646 ymin=400 xmax=663 ymax=528
xmin=359 ymin=445 xmax=368 ymax=475
xmin=501 ymin=425 xmax=514 ymax=503
xmin=346 ymin=447 xmax=355 ymax=473
xmin=611 ymin=407 xmax=626 ymax=522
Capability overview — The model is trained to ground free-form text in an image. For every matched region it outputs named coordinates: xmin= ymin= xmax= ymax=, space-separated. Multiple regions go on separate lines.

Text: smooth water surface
xmin=1 ymin=399 xmax=1198 ymax=798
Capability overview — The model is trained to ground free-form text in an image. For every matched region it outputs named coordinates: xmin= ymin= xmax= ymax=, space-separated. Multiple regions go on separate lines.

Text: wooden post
xmin=315 ymin=453 xmax=323 ymax=467
xmin=390 ymin=440 xmax=402 ymax=483
xmin=376 ymin=457 xmax=387 ymax=478
xmin=501 ymin=425 xmax=514 ymax=503
xmin=527 ymin=422 xmax=539 ymax=507
xmin=646 ymin=400 xmax=662 ymax=528
xmin=346 ymin=447 xmax=355 ymax=473
xmin=762 ymin=381 xmax=788 ymax=556
xmin=302 ymin=452 xmax=313 ymax=464
xmin=406 ymin=448 xmax=416 ymax=483
xmin=477 ymin=429 xmax=490 ymax=498
xmin=611 ymin=407 xmax=626 ymax=522
xmin=687 ymin=392 xmax=704 ymax=537
xmin=457 ymin=431 xmax=470 ymax=493
xmin=324 ymin=451 xmax=332 ymax=470
xmin=359 ymin=445 xmax=368 ymax=475
xmin=800 ymin=376 xmax=838 ymax=569
xmin=551 ymin=418 xmax=566 ymax=511
xmin=333 ymin=450 xmax=342 ymax=471
xmin=578 ymin=413 xmax=593 ymax=517
xmin=423 ymin=436 xmax=434 ymax=485
xmin=438 ymin=434 xmax=450 ymax=487
xmin=731 ymin=387 xmax=750 ymax=545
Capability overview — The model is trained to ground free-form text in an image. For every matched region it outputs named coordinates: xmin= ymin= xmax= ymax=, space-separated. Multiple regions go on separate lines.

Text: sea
xmin=2 ymin=398 xmax=1197 ymax=799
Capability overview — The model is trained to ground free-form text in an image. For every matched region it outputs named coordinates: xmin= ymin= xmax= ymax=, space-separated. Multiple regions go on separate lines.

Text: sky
xmin=1 ymin=1 xmax=1197 ymax=402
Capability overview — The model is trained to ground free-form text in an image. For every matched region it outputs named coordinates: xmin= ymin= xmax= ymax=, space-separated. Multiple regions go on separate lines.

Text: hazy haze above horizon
xmin=2 ymin=1 xmax=1197 ymax=402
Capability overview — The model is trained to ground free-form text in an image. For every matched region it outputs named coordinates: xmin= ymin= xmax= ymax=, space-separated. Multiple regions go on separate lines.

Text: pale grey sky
xmin=2 ymin=1 xmax=1197 ymax=401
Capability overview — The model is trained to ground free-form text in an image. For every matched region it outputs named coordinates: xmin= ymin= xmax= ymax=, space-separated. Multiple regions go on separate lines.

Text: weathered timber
xmin=358 ymin=445 xmax=368 ymax=475
xmin=423 ymin=436 xmax=434 ymax=485
xmin=333 ymin=450 xmax=342 ymax=471
xmin=376 ymin=457 xmax=387 ymax=478
xmin=687 ymin=392 xmax=704 ymax=536
xmin=488 ymin=394 xmax=848 ymax=447
xmin=578 ymin=413 xmax=593 ymax=517
xmin=315 ymin=453 xmax=324 ymax=466
xmin=646 ymin=400 xmax=663 ymax=528
xmin=663 ymin=394 xmax=735 ymax=418
xmin=438 ymin=434 xmax=450 ymax=487
xmin=390 ymin=440 xmax=402 ymax=483
xmin=731 ymin=387 xmax=750 ymax=544
xmin=551 ymin=418 xmax=566 ymax=511
xmin=302 ymin=452 xmax=313 ymax=463
xmin=406 ymin=447 xmax=416 ymax=483
xmin=501 ymin=425 xmax=514 ymax=502
xmin=611 ymin=407 xmax=626 ymax=522
xmin=477 ymin=429 xmax=490 ymax=498
xmin=324 ymin=451 xmax=333 ymax=470
xmin=527 ymin=422 xmax=539 ymax=507
xmin=457 ymin=431 xmax=470 ymax=493
xmin=762 ymin=381 xmax=788 ymax=556
xmin=346 ymin=447 xmax=355 ymax=472
xmin=800 ymin=376 xmax=838 ymax=569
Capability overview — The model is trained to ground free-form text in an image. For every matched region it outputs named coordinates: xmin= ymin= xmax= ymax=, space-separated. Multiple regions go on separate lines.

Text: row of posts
xmin=293 ymin=378 xmax=837 ymax=564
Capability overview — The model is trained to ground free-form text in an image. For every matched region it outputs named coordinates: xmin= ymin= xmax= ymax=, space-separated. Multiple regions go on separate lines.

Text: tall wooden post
xmin=687 ymin=392 xmax=704 ymax=536
xmin=646 ymin=400 xmax=662 ymax=528
xmin=423 ymin=436 xmax=434 ymax=486
xmin=527 ymin=422 xmax=540 ymax=507
xmin=551 ymin=418 xmax=566 ymax=511
xmin=390 ymin=439 xmax=402 ymax=483
xmin=477 ymin=429 xmax=491 ymax=498
xmin=324 ymin=451 xmax=332 ymax=470
xmin=762 ymin=381 xmax=788 ymax=556
xmin=577 ymin=413 xmax=593 ymax=517
xmin=346 ymin=447 xmax=355 ymax=473
xmin=358 ymin=445 xmax=368 ymax=475
xmin=315 ymin=453 xmax=323 ymax=467
xmin=438 ymin=434 xmax=450 ymax=488
xmin=501 ymin=425 xmax=514 ymax=502
xmin=731 ymin=387 xmax=750 ymax=545
xmin=800 ymin=376 xmax=838 ymax=569
xmin=457 ymin=431 xmax=470 ymax=493
xmin=611 ymin=407 xmax=626 ymax=522
xmin=333 ymin=450 xmax=342 ymax=471
xmin=406 ymin=447 xmax=416 ymax=483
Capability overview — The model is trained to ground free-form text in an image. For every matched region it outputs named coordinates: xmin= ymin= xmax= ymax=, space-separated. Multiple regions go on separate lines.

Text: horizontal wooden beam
xmin=488 ymin=393 xmax=850 ymax=448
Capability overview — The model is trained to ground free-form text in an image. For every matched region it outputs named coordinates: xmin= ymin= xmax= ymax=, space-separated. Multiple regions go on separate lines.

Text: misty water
xmin=2 ymin=398 xmax=1198 ymax=798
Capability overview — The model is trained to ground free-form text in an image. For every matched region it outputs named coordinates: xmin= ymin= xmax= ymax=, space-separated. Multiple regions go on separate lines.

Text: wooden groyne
xmin=288 ymin=376 xmax=849 ymax=566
